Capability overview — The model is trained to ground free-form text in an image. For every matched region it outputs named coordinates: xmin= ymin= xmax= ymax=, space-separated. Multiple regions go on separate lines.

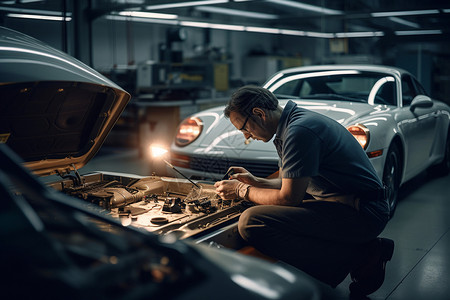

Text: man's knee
xmin=238 ymin=206 xmax=267 ymax=241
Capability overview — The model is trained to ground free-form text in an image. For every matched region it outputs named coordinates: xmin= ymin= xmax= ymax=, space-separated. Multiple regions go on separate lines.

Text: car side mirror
xmin=410 ymin=95 xmax=433 ymax=111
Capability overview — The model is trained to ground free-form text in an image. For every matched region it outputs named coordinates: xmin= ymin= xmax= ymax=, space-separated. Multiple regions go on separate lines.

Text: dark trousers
xmin=238 ymin=201 xmax=388 ymax=287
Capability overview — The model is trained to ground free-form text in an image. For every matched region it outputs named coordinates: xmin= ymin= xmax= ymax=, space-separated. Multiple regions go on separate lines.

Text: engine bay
xmin=48 ymin=171 xmax=252 ymax=241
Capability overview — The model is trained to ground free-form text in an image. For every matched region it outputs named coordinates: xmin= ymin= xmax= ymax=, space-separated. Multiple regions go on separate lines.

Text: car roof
xmin=273 ymin=64 xmax=409 ymax=78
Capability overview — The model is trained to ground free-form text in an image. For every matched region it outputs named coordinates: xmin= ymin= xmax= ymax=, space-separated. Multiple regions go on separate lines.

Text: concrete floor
xmin=82 ymin=147 xmax=450 ymax=300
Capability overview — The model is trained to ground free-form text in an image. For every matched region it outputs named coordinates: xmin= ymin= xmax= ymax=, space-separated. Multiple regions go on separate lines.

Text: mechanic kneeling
xmin=215 ymin=85 xmax=394 ymax=296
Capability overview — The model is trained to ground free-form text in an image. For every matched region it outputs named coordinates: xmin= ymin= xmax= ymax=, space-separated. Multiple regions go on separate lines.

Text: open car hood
xmin=0 ymin=26 xmax=131 ymax=176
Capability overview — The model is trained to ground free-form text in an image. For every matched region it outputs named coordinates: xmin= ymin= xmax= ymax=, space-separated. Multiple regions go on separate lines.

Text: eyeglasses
xmin=239 ymin=115 xmax=250 ymax=132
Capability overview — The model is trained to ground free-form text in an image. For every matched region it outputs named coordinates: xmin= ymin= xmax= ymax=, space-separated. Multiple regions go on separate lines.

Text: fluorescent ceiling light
xmin=106 ymin=15 xmax=178 ymax=25
xmin=279 ymin=29 xmax=306 ymax=36
xmin=305 ymin=31 xmax=335 ymax=38
xmin=180 ymin=21 xmax=212 ymax=28
xmin=115 ymin=0 xmax=144 ymax=3
xmin=0 ymin=7 xmax=71 ymax=16
xmin=209 ymin=23 xmax=245 ymax=31
xmin=335 ymin=31 xmax=384 ymax=38
xmin=7 ymin=13 xmax=71 ymax=21
xmin=443 ymin=9 xmax=450 ymax=13
xmin=388 ymin=17 xmax=419 ymax=28
xmin=395 ymin=29 xmax=442 ymax=36
xmin=371 ymin=9 xmax=439 ymax=17
xmin=106 ymin=13 xmax=410 ymax=39
xmin=267 ymin=0 xmax=342 ymax=15
xmin=145 ymin=0 xmax=228 ymax=10
xmin=118 ymin=11 xmax=177 ymax=19
xmin=195 ymin=6 xmax=278 ymax=19
xmin=246 ymin=27 xmax=280 ymax=34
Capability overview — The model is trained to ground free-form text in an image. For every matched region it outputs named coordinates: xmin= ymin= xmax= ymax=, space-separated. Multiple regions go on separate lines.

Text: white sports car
xmin=170 ymin=65 xmax=450 ymax=216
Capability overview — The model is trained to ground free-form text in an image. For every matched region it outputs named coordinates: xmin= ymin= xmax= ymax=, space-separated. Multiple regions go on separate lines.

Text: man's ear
xmin=252 ymin=107 xmax=266 ymax=120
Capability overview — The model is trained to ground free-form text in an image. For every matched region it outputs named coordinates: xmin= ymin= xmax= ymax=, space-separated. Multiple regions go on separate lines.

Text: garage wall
xmin=91 ymin=17 xmax=318 ymax=82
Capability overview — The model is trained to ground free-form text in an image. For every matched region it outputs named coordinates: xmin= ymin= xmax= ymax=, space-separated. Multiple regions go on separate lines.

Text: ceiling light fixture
xmin=118 ymin=11 xmax=178 ymax=19
xmin=246 ymin=27 xmax=280 ymax=34
xmin=18 ymin=0 xmax=44 ymax=3
xmin=106 ymin=15 xmax=178 ymax=25
xmin=195 ymin=6 xmax=278 ymax=19
xmin=7 ymin=13 xmax=71 ymax=21
xmin=0 ymin=7 xmax=71 ymax=16
xmin=335 ymin=31 xmax=384 ymax=38
xmin=388 ymin=17 xmax=420 ymax=28
xmin=145 ymin=0 xmax=228 ymax=10
xmin=279 ymin=29 xmax=306 ymax=36
xmin=209 ymin=24 xmax=245 ymax=31
xmin=371 ymin=9 xmax=439 ymax=17
xmin=107 ymin=13 xmax=442 ymax=39
xmin=395 ymin=29 xmax=442 ymax=36
xmin=179 ymin=21 xmax=211 ymax=28
xmin=267 ymin=0 xmax=342 ymax=15
xmin=305 ymin=31 xmax=335 ymax=38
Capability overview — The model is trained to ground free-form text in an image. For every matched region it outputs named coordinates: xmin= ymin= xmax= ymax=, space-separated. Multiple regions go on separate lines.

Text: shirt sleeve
xmin=281 ymin=125 xmax=323 ymax=178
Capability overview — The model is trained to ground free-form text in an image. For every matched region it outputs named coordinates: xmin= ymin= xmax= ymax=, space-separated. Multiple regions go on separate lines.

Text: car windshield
xmin=265 ymin=70 xmax=396 ymax=106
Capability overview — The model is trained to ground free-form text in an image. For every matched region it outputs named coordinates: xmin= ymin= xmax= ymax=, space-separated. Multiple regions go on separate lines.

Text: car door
xmin=397 ymin=74 xmax=438 ymax=178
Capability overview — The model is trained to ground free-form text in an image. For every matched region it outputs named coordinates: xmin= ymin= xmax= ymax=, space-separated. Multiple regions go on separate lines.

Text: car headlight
xmin=347 ymin=124 xmax=370 ymax=150
xmin=175 ymin=117 xmax=203 ymax=147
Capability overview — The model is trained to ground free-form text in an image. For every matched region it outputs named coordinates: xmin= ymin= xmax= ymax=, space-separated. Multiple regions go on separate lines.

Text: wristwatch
xmin=243 ymin=185 xmax=251 ymax=200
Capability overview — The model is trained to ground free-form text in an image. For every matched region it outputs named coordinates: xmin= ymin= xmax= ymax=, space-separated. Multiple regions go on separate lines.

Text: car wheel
xmin=383 ymin=143 xmax=401 ymax=218
xmin=428 ymin=130 xmax=450 ymax=177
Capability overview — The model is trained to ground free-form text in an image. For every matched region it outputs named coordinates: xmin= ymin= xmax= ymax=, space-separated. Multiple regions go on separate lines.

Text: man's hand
xmin=214 ymin=179 xmax=250 ymax=200
xmin=227 ymin=166 xmax=258 ymax=185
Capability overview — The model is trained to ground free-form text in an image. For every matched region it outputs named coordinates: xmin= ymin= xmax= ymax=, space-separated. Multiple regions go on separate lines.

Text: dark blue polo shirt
xmin=273 ymin=100 xmax=388 ymax=222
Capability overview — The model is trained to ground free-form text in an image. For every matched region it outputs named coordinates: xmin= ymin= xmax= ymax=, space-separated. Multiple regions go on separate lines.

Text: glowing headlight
xmin=175 ymin=117 xmax=203 ymax=147
xmin=347 ymin=124 xmax=370 ymax=150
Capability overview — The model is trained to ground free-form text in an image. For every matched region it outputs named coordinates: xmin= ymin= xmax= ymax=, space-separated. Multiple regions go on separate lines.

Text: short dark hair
xmin=224 ymin=85 xmax=278 ymax=118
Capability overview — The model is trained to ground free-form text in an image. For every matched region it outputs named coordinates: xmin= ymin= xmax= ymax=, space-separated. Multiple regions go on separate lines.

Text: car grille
xmin=189 ymin=156 xmax=279 ymax=178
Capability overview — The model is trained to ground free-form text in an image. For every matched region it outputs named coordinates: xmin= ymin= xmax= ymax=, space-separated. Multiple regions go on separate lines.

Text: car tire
xmin=428 ymin=130 xmax=450 ymax=177
xmin=383 ymin=143 xmax=401 ymax=218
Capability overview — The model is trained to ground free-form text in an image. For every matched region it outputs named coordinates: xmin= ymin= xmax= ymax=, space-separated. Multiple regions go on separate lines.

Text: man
xmin=214 ymin=85 xmax=394 ymax=296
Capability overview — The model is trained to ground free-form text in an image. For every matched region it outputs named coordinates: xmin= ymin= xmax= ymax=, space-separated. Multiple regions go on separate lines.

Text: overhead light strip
xmin=195 ymin=6 xmax=278 ymax=19
xmin=145 ymin=0 xmax=228 ymax=10
xmin=118 ymin=11 xmax=177 ymax=19
xmin=335 ymin=31 xmax=384 ymax=38
xmin=109 ymin=13 xmax=441 ymax=38
xmin=395 ymin=30 xmax=442 ymax=36
xmin=7 ymin=13 xmax=71 ymax=21
xmin=0 ymin=6 xmax=71 ymax=16
xmin=246 ymin=26 xmax=280 ymax=34
xmin=266 ymin=0 xmax=342 ymax=15
xmin=388 ymin=17 xmax=420 ymax=28
xmin=106 ymin=15 xmax=179 ymax=25
xmin=371 ymin=9 xmax=440 ymax=17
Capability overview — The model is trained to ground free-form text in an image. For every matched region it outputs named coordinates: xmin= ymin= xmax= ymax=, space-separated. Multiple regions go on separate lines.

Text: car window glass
xmin=274 ymin=79 xmax=301 ymax=97
xmin=401 ymin=75 xmax=416 ymax=106
xmin=299 ymin=81 xmax=311 ymax=97
xmin=412 ymin=77 xmax=428 ymax=96
xmin=374 ymin=81 xmax=396 ymax=105
xmin=269 ymin=72 xmax=396 ymax=104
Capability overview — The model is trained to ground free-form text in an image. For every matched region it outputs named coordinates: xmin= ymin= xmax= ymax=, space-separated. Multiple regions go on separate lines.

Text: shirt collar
xmin=275 ymin=100 xmax=297 ymax=139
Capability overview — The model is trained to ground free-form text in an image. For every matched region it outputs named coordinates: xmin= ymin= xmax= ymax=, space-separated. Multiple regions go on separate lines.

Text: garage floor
xmin=82 ymin=147 xmax=450 ymax=300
